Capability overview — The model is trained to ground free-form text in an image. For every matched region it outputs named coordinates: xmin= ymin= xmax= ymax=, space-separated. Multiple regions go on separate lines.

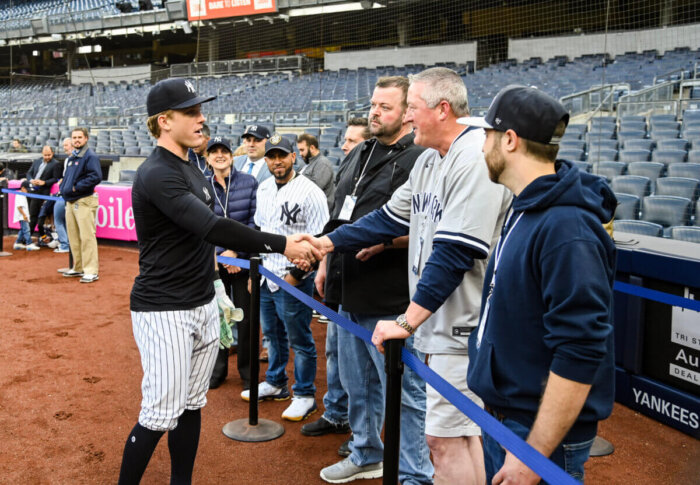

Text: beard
xmin=370 ymin=116 xmax=402 ymax=140
xmin=485 ymin=146 xmax=506 ymax=184
xmin=272 ymin=164 xmax=294 ymax=181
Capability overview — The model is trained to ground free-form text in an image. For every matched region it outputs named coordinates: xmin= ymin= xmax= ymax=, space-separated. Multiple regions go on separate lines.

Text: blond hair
xmin=146 ymin=110 xmax=174 ymax=138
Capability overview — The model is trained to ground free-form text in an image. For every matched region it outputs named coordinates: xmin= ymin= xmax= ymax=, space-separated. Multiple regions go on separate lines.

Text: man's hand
xmin=284 ymin=234 xmax=323 ymax=269
xmin=356 ymin=243 xmax=384 ymax=262
xmin=31 ymin=179 xmax=45 ymax=186
xmin=314 ymin=255 xmax=327 ymax=298
xmin=492 ymin=451 xmax=540 ymax=485
xmin=220 ymin=249 xmax=242 ymax=274
xmin=214 ymin=279 xmax=244 ymax=323
xmin=371 ymin=319 xmax=411 ymax=354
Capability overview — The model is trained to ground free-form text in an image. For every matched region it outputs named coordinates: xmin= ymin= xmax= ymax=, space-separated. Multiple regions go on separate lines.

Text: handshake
xmin=283 ymin=234 xmax=335 ymax=270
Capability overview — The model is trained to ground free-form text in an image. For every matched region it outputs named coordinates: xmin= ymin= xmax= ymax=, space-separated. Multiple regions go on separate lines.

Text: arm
xmin=370 ymin=241 xmax=477 ymax=351
xmin=493 ymin=373 xmax=592 ymax=485
xmin=326 ymin=206 xmax=409 ymax=253
xmin=73 ymin=154 xmax=102 ymax=192
xmin=355 ymin=234 xmax=409 ymax=262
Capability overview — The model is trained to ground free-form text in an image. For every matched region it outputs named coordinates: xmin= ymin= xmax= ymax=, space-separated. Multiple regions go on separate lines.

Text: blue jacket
xmin=467 ymin=160 xmax=617 ymax=442
xmin=208 ymin=168 xmax=258 ymax=258
xmin=59 ymin=146 xmax=102 ymax=202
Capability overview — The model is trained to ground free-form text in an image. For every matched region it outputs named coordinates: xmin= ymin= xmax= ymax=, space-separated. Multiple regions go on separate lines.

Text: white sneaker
xmin=26 ymin=243 xmax=40 ymax=251
xmin=320 ymin=458 xmax=383 ymax=484
xmin=13 ymin=243 xmax=26 ymax=250
xmin=240 ymin=381 xmax=290 ymax=402
xmin=281 ymin=396 xmax=318 ymax=422
xmin=80 ymin=274 xmax=99 ymax=283
xmin=47 ymin=240 xmax=59 ymax=249
xmin=54 ymin=247 xmax=70 ymax=253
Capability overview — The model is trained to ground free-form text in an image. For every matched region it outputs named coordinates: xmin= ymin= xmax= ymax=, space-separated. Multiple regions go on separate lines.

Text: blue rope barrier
xmin=614 ymin=281 xmax=700 ymax=312
xmin=1 ymin=188 xmax=62 ymax=202
xmin=217 ymin=255 xmax=578 ymax=485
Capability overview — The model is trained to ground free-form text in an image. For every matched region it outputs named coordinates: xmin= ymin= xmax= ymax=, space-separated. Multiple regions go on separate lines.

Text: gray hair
xmin=409 ymin=67 xmax=469 ymax=117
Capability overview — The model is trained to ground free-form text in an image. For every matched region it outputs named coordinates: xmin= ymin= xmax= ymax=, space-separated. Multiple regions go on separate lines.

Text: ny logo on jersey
xmin=280 ymin=202 xmax=301 ymax=225
xmin=184 ymin=80 xmax=196 ymax=93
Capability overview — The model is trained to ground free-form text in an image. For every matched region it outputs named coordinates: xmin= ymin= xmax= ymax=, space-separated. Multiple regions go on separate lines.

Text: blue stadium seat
xmin=614 ymin=193 xmax=641 ymax=220
xmin=560 ymin=140 xmax=586 ymax=151
xmin=619 ymin=121 xmax=647 ymax=133
xmin=687 ymin=150 xmax=700 ymax=163
xmin=592 ymin=161 xmax=626 ymax=181
xmin=614 ymin=220 xmax=663 ymax=237
xmin=119 ymin=170 xmax=137 ymax=182
xmin=670 ymin=226 xmax=700 ymax=243
xmin=623 ymin=139 xmax=655 ymax=151
xmin=668 ymin=163 xmax=700 ymax=180
xmin=656 ymin=138 xmax=689 ymax=151
xmin=649 ymin=114 xmax=677 ymax=126
xmin=588 ymin=139 xmax=618 ymax=151
xmin=612 ymin=175 xmax=652 ymax=199
xmin=628 ymin=162 xmax=665 ymax=187
xmin=588 ymin=148 xmax=618 ymax=162
xmin=558 ymin=148 xmax=584 ymax=161
xmin=651 ymin=129 xmax=680 ymax=140
xmin=586 ymin=125 xmax=616 ymax=141
xmin=642 ymin=195 xmax=692 ymax=231
xmin=572 ymin=161 xmax=592 ymax=173
xmin=327 ymin=147 xmax=345 ymax=161
xmin=655 ymin=177 xmax=699 ymax=202
xmin=619 ymin=149 xmax=651 ymax=163
xmin=652 ymin=149 xmax=687 ymax=166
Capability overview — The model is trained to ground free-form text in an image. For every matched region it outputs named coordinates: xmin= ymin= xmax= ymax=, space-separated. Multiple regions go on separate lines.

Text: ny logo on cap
xmin=184 ymin=80 xmax=195 ymax=94
xmin=214 ymin=137 xmax=222 ymax=142
xmin=270 ymin=134 xmax=282 ymax=144
xmin=248 ymin=125 xmax=258 ymax=132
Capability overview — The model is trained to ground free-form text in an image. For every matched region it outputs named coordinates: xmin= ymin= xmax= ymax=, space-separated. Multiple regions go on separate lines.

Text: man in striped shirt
xmin=241 ymin=134 xmax=329 ymax=422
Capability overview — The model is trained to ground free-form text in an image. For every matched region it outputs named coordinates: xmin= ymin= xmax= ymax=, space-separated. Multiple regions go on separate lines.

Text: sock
xmin=117 ymin=423 xmax=164 ymax=485
xmin=168 ymin=409 xmax=202 ymax=485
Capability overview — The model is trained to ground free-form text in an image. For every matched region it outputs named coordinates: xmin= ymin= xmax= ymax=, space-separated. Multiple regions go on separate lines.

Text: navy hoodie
xmin=467 ymin=160 xmax=617 ymax=442
xmin=59 ymin=145 xmax=102 ymax=202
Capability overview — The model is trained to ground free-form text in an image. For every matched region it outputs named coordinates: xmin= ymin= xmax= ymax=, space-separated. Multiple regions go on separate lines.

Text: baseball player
xmin=117 ymin=78 xmax=319 ymax=484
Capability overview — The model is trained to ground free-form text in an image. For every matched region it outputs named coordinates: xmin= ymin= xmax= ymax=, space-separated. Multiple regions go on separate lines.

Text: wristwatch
xmin=394 ymin=314 xmax=415 ymax=335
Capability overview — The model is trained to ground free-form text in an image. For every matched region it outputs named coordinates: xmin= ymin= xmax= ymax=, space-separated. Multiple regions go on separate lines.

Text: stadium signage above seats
xmin=187 ymin=0 xmax=277 ymax=20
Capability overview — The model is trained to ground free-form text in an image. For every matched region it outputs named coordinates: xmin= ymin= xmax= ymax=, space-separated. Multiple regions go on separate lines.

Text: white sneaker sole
xmin=320 ymin=466 xmax=383 ymax=484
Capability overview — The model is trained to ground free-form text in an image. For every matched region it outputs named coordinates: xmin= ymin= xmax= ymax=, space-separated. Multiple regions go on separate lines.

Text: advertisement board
xmin=187 ymin=0 xmax=277 ymax=21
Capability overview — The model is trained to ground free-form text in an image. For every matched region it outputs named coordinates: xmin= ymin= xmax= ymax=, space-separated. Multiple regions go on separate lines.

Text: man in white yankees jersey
xmin=241 ymin=134 xmax=329 ymax=422
xmin=118 ymin=79 xmax=319 ymax=484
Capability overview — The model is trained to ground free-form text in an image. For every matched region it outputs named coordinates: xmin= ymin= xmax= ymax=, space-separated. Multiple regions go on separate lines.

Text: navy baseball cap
xmin=265 ymin=133 xmax=294 ymax=156
xmin=206 ymin=136 xmax=232 ymax=153
xmin=146 ymin=78 xmax=216 ymax=117
xmin=242 ymin=125 xmax=271 ymax=140
xmin=458 ymin=85 xmax=569 ymax=145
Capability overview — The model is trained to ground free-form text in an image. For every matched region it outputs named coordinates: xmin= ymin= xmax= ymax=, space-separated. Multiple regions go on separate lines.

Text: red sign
xmin=187 ymin=0 xmax=277 ymax=20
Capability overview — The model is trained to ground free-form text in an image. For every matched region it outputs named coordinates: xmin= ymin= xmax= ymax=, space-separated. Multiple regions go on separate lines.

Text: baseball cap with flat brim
xmin=147 ymin=78 xmax=216 ymax=117
xmin=265 ymin=134 xmax=294 ymax=156
xmin=457 ymin=85 xmax=569 ymax=145
xmin=206 ymin=136 xmax=232 ymax=153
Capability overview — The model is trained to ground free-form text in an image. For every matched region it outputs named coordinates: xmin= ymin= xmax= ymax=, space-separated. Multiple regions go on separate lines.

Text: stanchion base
xmin=222 ymin=418 xmax=285 ymax=442
xmin=0 ymin=251 xmax=12 ymax=257
xmin=590 ymin=436 xmax=614 ymax=457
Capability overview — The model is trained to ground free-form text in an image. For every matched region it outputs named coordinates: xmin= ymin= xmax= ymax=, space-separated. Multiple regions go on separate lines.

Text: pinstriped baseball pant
xmin=131 ymin=298 xmax=219 ymax=431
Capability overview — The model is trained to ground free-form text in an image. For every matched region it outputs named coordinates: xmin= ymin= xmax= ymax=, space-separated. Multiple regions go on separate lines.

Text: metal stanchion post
xmin=223 ymin=257 xmax=284 ymax=442
xmin=383 ymin=339 xmax=404 ymax=485
xmin=0 ymin=192 xmax=12 ymax=257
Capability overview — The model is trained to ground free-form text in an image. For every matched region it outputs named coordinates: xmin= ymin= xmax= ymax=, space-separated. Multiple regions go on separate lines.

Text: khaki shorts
xmin=425 ymin=353 xmax=483 ymax=438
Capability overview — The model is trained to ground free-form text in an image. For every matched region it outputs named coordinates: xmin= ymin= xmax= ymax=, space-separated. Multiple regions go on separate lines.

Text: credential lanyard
xmin=211 ymin=173 xmax=231 ymax=218
xmin=475 ymin=210 xmax=524 ymax=348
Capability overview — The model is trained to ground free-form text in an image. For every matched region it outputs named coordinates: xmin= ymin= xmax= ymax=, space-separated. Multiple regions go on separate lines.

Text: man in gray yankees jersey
xmin=242 ymin=134 xmax=329 ymax=422
xmin=304 ymin=67 xmax=511 ymax=485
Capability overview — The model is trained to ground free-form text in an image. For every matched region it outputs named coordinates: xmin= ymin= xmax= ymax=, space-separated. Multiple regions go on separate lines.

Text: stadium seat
xmin=614 ymin=193 xmax=641 ymax=220
xmin=670 ymin=226 xmax=700 ymax=243
xmin=649 ymin=114 xmax=677 ymax=126
xmin=656 ymin=139 xmax=689 ymax=151
xmin=619 ymin=149 xmax=651 ymax=163
xmin=588 ymin=148 xmax=618 ymax=162
xmin=652 ymin=149 xmax=687 ymax=166
xmin=628 ymin=162 xmax=665 ymax=187
xmin=617 ymin=131 xmax=646 ymax=145
xmin=124 ymin=146 xmax=140 ymax=156
xmin=588 ymin=139 xmax=618 ymax=151
xmin=592 ymin=161 xmax=626 ymax=181
xmin=655 ymin=177 xmax=699 ymax=202
xmin=651 ymin=129 xmax=680 ymax=140
xmin=619 ymin=121 xmax=647 ymax=133
xmin=560 ymin=140 xmax=586 ymax=151
xmin=687 ymin=150 xmax=700 ymax=163
xmin=563 ymin=124 xmax=587 ymax=139
xmin=586 ymin=125 xmax=616 ymax=141
xmin=623 ymin=139 xmax=656 ymax=151
xmin=572 ymin=161 xmax=592 ymax=173
xmin=119 ymin=170 xmax=137 ymax=182
xmin=612 ymin=175 xmax=652 ymax=199
xmin=642 ymin=195 xmax=692 ymax=231
xmin=614 ymin=220 xmax=663 ymax=237
xmin=327 ymin=147 xmax=345 ymax=161
xmin=558 ymin=148 xmax=584 ymax=161
xmin=668 ymin=163 xmax=700 ymax=180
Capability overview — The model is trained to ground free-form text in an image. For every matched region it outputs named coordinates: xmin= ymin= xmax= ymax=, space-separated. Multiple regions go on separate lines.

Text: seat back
xmin=611 ymin=175 xmax=651 ymax=199
xmin=614 ymin=220 xmax=663 ymax=237
xmin=614 ymin=193 xmax=640 ymax=220
xmin=642 ymin=195 xmax=692 ymax=227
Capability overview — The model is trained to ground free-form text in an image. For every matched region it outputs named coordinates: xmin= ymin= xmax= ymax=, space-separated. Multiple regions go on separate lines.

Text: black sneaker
xmin=301 ymin=416 xmax=351 ymax=436
xmin=338 ymin=437 xmax=352 ymax=457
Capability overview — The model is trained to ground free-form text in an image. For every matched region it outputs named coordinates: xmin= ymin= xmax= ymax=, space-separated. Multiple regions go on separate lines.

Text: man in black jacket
xmin=25 ymin=145 xmax=62 ymax=244
xmin=310 ymin=76 xmax=433 ymax=484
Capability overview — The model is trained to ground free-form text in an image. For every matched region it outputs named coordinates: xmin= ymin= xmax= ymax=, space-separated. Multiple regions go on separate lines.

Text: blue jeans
xmin=53 ymin=198 xmax=69 ymax=251
xmin=15 ymin=220 xmax=31 ymax=245
xmin=260 ymin=278 xmax=316 ymax=396
xmin=483 ymin=415 xmax=593 ymax=484
xmin=337 ymin=310 xmax=433 ymax=485
xmin=322 ymin=321 xmax=348 ymax=424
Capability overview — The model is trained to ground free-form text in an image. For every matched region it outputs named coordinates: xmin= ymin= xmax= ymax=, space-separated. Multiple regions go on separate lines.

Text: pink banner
xmin=6 ymin=180 xmax=137 ymax=242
